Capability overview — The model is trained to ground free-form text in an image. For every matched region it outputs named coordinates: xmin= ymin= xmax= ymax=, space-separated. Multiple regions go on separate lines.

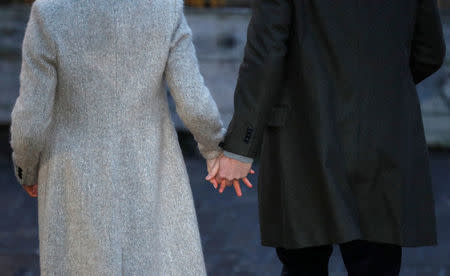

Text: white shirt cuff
xmin=223 ymin=151 xmax=254 ymax=163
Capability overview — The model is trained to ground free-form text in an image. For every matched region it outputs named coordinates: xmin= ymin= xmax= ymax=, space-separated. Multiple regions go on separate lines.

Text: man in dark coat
xmin=213 ymin=0 xmax=446 ymax=275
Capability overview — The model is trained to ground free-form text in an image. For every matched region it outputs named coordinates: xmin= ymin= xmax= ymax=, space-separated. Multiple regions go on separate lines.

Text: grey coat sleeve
xmin=410 ymin=0 xmax=446 ymax=84
xmin=9 ymin=1 xmax=57 ymax=186
xmin=164 ymin=0 xmax=226 ymax=160
xmin=221 ymin=0 xmax=293 ymax=158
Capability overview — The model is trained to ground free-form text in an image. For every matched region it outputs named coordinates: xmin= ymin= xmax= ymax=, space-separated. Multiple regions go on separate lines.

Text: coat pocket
xmin=267 ymin=105 xmax=289 ymax=127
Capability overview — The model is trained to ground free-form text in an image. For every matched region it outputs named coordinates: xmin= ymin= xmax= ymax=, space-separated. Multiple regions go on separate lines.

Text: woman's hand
xmin=22 ymin=184 xmax=38 ymax=198
xmin=206 ymin=156 xmax=221 ymax=189
xmin=206 ymin=155 xmax=255 ymax=197
xmin=217 ymin=169 xmax=255 ymax=197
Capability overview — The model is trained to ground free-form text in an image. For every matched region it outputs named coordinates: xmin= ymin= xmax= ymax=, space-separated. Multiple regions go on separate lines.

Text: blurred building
xmin=1 ymin=0 xmax=449 ymax=148
xmin=440 ymin=0 xmax=450 ymax=9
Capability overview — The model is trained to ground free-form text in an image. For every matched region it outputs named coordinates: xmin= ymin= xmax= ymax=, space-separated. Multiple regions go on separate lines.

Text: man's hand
xmin=216 ymin=156 xmax=254 ymax=197
xmin=218 ymin=155 xmax=252 ymax=181
xmin=22 ymin=184 xmax=38 ymax=198
xmin=205 ymin=155 xmax=255 ymax=197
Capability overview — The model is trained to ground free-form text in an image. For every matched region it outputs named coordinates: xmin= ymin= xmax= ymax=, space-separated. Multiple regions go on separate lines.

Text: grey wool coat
xmin=9 ymin=0 xmax=226 ymax=275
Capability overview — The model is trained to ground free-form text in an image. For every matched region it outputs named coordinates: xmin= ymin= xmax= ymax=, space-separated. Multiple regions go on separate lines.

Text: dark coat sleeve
xmin=221 ymin=0 xmax=293 ymax=158
xmin=410 ymin=0 xmax=446 ymax=84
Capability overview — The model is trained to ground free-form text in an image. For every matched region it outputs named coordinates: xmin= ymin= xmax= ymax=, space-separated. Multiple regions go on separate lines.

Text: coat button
xmin=17 ymin=167 xmax=23 ymax=179
xmin=244 ymin=127 xmax=253 ymax=143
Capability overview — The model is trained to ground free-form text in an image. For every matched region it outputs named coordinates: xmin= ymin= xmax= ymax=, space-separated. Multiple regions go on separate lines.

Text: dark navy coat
xmin=222 ymin=0 xmax=446 ymax=248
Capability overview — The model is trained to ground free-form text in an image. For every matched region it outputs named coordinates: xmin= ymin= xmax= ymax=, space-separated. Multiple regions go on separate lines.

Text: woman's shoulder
xmin=28 ymin=0 xmax=76 ymax=36
xmin=162 ymin=0 xmax=186 ymax=14
xmin=30 ymin=0 xmax=71 ymax=22
xmin=32 ymin=0 xmax=67 ymax=13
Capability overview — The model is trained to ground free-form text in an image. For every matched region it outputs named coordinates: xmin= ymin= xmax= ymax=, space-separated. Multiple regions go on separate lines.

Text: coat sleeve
xmin=164 ymin=0 xmax=226 ymax=160
xmin=9 ymin=2 xmax=57 ymax=186
xmin=220 ymin=0 xmax=293 ymax=158
xmin=410 ymin=0 xmax=446 ymax=84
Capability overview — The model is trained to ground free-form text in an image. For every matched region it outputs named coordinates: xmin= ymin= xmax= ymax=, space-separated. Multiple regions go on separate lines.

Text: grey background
xmin=1 ymin=6 xmax=450 ymax=146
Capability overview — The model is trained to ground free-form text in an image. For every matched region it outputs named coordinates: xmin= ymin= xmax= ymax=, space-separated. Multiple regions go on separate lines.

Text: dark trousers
xmin=276 ymin=240 xmax=402 ymax=276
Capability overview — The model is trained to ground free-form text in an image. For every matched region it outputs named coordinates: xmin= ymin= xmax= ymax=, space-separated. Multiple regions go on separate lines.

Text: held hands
xmin=206 ymin=155 xmax=254 ymax=197
xmin=22 ymin=156 xmax=253 ymax=199
xmin=22 ymin=157 xmax=252 ymax=198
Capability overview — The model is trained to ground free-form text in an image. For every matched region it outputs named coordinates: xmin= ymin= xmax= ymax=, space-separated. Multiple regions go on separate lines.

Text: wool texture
xmin=10 ymin=0 xmax=226 ymax=274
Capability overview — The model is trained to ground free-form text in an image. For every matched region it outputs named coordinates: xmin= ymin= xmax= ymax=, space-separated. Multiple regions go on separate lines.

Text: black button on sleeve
xmin=17 ymin=167 xmax=23 ymax=179
xmin=243 ymin=127 xmax=253 ymax=143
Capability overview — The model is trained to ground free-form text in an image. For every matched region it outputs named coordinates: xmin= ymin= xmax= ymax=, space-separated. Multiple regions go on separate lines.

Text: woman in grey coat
xmin=9 ymin=0 xmax=226 ymax=275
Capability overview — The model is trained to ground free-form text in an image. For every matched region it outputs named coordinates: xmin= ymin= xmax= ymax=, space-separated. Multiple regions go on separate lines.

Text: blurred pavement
xmin=0 ymin=135 xmax=449 ymax=276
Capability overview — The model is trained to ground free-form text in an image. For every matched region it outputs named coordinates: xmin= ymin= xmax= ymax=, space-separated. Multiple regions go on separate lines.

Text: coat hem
xmin=260 ymin=235 xmax=438 ymax=249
